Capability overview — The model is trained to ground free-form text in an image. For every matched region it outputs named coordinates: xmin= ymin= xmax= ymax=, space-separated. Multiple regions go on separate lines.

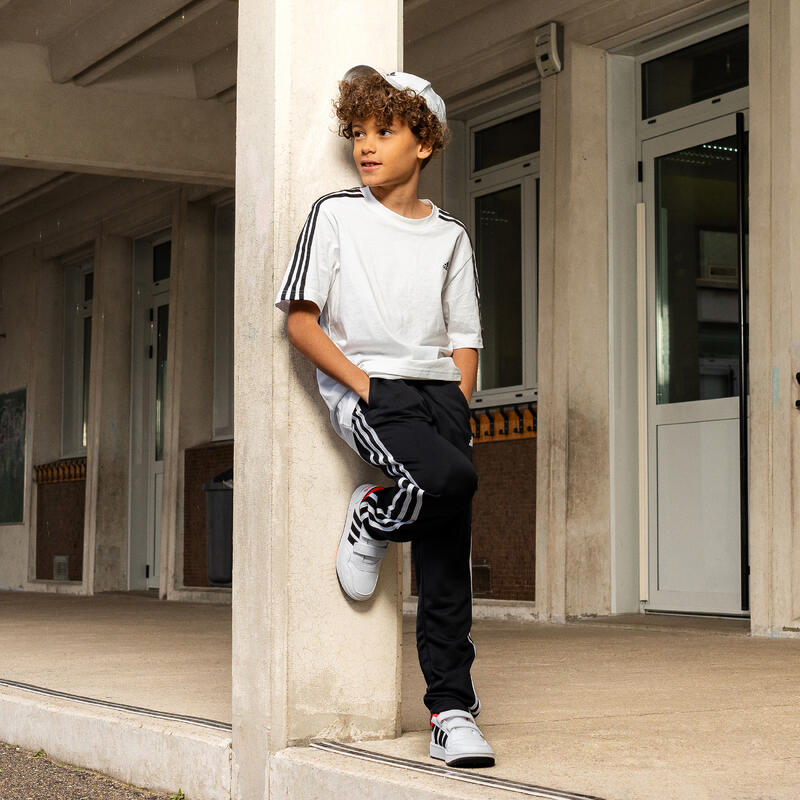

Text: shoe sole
xmin=430 ymin=743 xmax=495 ymax=768
xmin=336 ymin=483 xmax=377 ymax=602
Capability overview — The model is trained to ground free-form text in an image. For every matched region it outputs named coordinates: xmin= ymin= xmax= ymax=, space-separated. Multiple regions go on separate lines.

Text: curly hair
xmin=334 ymin=72 xmax=446 ymax=169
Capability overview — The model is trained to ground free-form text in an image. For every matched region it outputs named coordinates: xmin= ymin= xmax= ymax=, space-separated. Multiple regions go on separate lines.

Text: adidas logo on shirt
xmin=442 ymin=261 xmax=450 ymax=271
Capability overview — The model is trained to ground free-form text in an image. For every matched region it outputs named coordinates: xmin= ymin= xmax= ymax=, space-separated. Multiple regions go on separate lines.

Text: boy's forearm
xmin=453 ymin=348 xmax=478 ymax=402
xmin=287 ymin=301 xmax=370 ymax=402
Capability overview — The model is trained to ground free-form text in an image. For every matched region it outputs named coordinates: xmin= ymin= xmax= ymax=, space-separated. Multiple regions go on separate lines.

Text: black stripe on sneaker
xmin=347 ymin=533 xmax=357 ymax=545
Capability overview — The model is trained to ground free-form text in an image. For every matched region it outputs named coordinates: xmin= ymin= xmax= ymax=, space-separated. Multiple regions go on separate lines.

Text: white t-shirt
xmin=275 ymin=186 xmax=482 ymax=450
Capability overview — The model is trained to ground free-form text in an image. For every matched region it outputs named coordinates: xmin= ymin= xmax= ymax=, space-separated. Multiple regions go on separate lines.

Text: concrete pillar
xmin=83 ymin=234 xmax=133 ymax=594
xmin=749 ymin=1 xmax=800 ymax=637
xmin=233 ymin=2 xmax=402 ymax=797
xmin=536 ymin=39 xmax=611 ymax=621
xmin=28 ymin=255 xmax=64 ymax=585
xmin=160 ymin=191 xmax=216 ymax=598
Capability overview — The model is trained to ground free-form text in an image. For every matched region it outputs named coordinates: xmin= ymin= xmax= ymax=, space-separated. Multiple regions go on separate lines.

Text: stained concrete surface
xmin=0 ymin=591 xmax=232 ymax=723
xmin=394 ymin=614 xmax=800 ymax=799
xmin=2 ymin=593 xmax=800 ymax=799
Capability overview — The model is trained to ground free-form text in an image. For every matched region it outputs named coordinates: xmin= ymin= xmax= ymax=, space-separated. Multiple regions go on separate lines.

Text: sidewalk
xmin=1 ymin=591 xmax=799 ymax=799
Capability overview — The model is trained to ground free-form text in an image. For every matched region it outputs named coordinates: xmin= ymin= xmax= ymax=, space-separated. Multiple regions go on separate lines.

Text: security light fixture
xmin=534 ymin=22 xmax=564 ymax=78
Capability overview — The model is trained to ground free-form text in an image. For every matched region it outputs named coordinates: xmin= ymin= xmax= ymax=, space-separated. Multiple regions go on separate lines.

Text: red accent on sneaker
xmin=430 ymin=713 xmax=439 ymax=728
xmin=364 ymin=486 xmax=384 ymax=498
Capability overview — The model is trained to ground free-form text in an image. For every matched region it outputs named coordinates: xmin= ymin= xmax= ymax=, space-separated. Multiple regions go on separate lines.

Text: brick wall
xmin=183 ymin=441 xmax=234 ymax=587
xmin=411 ymin=437 xmax=536 ymax=601
xmin=471 ymin=438 xmax=536 ymax=600
xmin=36 ymin=481 xmax=85 ymax=581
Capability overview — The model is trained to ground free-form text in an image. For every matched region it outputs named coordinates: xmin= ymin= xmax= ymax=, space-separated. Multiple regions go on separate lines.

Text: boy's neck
xmin=368 ymin=181 xmax=431 ymax=220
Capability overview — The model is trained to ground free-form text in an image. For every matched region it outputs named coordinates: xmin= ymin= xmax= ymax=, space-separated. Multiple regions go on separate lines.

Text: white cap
xmin=342 ymin=64 xmax=446 ymax=125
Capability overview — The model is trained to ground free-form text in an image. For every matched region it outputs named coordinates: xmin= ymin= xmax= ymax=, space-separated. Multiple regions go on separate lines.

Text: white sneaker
xmin=336 ymin=484 xmax=388 ymax=601
xmin=430 ymin=709 xmax=495 ymax=768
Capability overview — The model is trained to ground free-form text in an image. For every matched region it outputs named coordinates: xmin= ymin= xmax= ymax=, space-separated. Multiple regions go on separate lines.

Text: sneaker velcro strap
xmin=435 ymin=709 xmax=476 ymax=727
xmin=353 ymin=540 xmax=388 ymax=558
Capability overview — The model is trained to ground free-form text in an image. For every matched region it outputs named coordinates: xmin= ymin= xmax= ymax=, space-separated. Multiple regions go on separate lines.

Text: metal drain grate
xmin=0 ymin=678 xmax=231 ymax=732
xmin=310 ymin=739 xmax=607 ymax=800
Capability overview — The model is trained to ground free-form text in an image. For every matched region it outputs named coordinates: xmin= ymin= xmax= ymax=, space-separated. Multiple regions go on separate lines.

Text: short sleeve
xmin=442 ymin=234 xmax=483 ymax=350
xmin=275 ymin=202 xmax=338 ymax=313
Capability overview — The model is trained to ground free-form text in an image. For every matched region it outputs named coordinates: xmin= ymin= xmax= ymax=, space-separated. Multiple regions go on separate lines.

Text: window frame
xmin=469 ymin=101 xmax=542 ymax=181
xmin=61 ymin=256 xmax=94 ymax=457
xmin=464 ymin=99 xmax=541 ymax=409
xmin=633 ymin=8 xmax=749 ymax=142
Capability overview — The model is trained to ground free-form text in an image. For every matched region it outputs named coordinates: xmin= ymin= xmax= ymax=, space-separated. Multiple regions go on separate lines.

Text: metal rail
xmin=310 ymin=739 xmax=607 ymax=800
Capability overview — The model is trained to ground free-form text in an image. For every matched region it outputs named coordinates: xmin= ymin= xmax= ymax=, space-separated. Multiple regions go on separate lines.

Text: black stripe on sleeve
xmin=439 ymin=210 xmax=482 ymax=323
xmin=280 ymin=188 xmax=362 ymax=303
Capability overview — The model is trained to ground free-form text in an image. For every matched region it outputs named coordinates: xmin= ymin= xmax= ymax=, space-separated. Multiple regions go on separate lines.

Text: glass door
xmin=642 ymin=112 xmax=748 ymax=614
xmin=130 ymin=233 xmax=170 ymax=591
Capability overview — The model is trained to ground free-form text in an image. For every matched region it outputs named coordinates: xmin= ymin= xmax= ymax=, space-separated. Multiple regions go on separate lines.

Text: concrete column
xmin=83 ymin=234 xmax=133 ymax=594
xmin=28 ymin=255 xmax=64 ymax=585
xmin=233 ymin=2 xmax=402 ymax=798
xmin=749 ymin=1 xmax=800 ymax=637
xmin=160 ymin=191 xmax=216 ymax=598
xmin=536 ymin=39 xmax=611 ymax=621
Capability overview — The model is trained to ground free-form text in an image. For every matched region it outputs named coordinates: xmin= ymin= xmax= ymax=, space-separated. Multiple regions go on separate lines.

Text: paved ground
xmin=3 ymin=593 xmax=800 ymax=798
xmin=389 ymin=613 xmax=800 ymax=799
xmin=0 ymin=742 xmax=177 ymax=800
xmin=0 ymin=591 xmax=231 ymax=723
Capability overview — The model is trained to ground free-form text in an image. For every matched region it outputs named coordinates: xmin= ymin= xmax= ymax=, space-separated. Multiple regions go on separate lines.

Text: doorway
xmin=642 ymin=113 xmax=748 ymax=614
xmin=129 ymin=231 xmax=171 ymax=591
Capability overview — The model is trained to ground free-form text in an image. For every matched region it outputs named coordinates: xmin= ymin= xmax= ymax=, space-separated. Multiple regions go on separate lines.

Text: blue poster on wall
xmin=0 ymin=388 xmax=26 ymax=524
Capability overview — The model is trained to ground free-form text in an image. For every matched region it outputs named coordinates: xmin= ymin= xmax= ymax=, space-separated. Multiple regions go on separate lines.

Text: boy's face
xmin=351 ymin=116 xmax=433 ymax=190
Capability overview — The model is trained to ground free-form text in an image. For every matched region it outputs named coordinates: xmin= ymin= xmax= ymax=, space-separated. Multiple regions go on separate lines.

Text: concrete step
xmin=0 ymin=681 xmax=231 ymax=799
xmin=271 ymin=743 xmax=578 ymax=800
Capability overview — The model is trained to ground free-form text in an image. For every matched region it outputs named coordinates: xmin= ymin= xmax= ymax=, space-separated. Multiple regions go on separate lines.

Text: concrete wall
xmin=162 ymin=192 xmax=218 ymax=598
xmin=0 ymin=178 xmax=225 ymax=599
xmin=408 ymin=0 xmax=741 ymax=619
xmin=0 ymin=249 xmax=63 ymax=589
xmin=749 ymin=1 xmax=800 ymax=637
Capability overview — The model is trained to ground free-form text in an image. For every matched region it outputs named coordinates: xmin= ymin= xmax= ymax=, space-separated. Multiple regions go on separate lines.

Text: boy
xmin=275 ymin=65 xmax=494 ymax=768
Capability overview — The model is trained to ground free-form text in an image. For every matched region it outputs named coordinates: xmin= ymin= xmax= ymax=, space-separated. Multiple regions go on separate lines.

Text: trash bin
xmin=204 ymin=467 xmax=233 ymax=587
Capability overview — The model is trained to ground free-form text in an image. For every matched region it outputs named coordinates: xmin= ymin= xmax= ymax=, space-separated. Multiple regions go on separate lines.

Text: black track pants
xmin=351 ymin=377 xmax=479 ymax=715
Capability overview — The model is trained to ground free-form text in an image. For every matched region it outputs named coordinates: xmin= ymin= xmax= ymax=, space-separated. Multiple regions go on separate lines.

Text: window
xmin=467 ymin=103 xmax=540 ymax=408
xmin=62 ymin=258 xmax=93 ymax=456
xmin=641 ymin=25 xmax=748 ymax=119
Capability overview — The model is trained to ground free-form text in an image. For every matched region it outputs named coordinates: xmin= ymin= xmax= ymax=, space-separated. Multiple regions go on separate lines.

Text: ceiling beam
xmin=49 ymin=0 xmax=228 ymax=84
xmin=0 ymin=74 xmax=234 ymax=185
xmin=193 ymin=42 xmax=237 ymax=99
xmin=217 ymin=86 xmax=236 ymax=104
xmin=0 ymin=173 xmax=80 ymax=218
xmin=0 ymin=168 xmax=70 ymax=208
xmin=73 ymin=0 xmax=232 ymax=87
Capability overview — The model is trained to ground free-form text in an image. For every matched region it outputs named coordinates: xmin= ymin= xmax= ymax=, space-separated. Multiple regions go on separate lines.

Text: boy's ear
xmin=417 ymin=138 xmax=434 ymax=162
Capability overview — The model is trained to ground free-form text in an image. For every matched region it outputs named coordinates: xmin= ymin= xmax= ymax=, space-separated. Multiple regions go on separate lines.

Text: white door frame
xmin=641 ymin=111 xmax=748 ymax=614
xmin=129 ymin=229 xmax=171 ymax=590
